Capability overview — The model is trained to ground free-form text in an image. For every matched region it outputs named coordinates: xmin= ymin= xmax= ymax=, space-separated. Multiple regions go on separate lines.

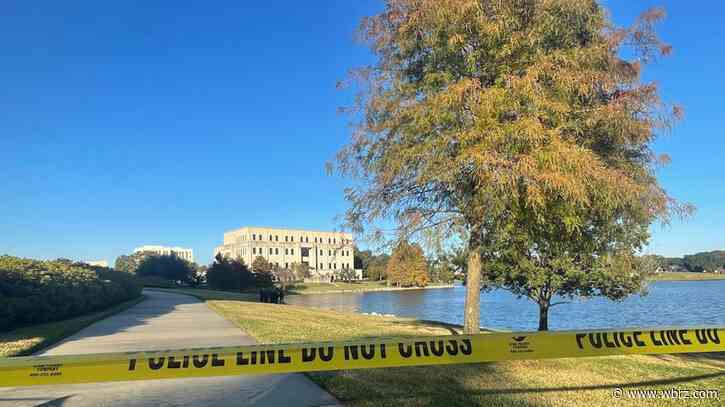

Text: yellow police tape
xmin=1 ymin=327 xmax=722 ymax=387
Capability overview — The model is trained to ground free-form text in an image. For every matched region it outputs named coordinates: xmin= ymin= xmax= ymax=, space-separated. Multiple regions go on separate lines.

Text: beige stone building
xmin=134 ymin=245 xmax=194 ymax=263
xmin=214 ymin=226 xmax=359 ymax=281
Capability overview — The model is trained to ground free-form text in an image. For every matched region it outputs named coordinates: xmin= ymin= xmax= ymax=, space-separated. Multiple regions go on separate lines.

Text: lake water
xmin=286 ymin=281 xmax=725 ymax=331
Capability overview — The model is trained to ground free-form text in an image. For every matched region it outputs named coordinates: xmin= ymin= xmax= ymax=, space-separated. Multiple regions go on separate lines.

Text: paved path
xmin=0 ymin=290 xmax=339 ymax=407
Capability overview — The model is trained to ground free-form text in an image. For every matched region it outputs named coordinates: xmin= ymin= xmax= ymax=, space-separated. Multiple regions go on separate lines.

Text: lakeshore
xmin=155 ymin=288 xmax=725 ymax=406
xmin=286 ymin=281 xmax=454 ymax=295
xmin=650 ymin=272 xmax=725 ymax=281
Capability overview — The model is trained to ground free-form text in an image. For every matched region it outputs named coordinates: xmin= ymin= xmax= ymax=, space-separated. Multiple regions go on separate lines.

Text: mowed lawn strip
xmin=0 ymin=296 xmax=145 ymax=357
xmin=650 ymin=272 xmax=725 ymax=281
xmin=163 ymin=288 xmax=725 ymax=406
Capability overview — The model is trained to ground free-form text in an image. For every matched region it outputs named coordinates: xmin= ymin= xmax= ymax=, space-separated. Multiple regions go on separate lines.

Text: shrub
xmin=0 ymin=255 xmax=142 ymax=331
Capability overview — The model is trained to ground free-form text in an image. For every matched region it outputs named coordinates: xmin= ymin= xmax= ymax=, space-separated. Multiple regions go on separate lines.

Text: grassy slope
xmin=651 ymin=272 xmax=725 ymax=281
xmin=165 ymin=288 xmax=725 ymax=406
xmin=0 ymin=296 xmax=145 ymax=357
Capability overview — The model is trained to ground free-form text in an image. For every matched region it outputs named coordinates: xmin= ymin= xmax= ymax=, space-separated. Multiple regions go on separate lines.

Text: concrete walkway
xmin=0 ymin=290 xmax=340 ymax=407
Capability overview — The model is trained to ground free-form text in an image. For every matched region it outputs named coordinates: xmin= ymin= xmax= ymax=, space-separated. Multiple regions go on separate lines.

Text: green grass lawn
xmin=0 ymin=296 xmax=144 ymax=357
xmin=163 ymin=288 xmax=725 ymax=406
xmin=650 ymin=272 xmax=725 ymax=281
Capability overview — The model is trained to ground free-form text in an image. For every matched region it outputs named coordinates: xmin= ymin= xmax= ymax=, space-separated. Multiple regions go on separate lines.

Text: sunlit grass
xmin=169 ymin=288 xmax=725 ymax=406
xmin=650 ymin=272 xmax=725 ymax=281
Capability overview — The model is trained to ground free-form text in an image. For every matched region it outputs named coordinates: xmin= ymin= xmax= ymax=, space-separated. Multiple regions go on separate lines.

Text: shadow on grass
xmin=468 ymin=369 xmax=725 ymax=396
xmin=36 ymin=395 xmax=75 ymax=406
xmin=661 ymin=352 xmax=725 ymax=369
xmin=312 ymin=365 xmax=725 ymax=406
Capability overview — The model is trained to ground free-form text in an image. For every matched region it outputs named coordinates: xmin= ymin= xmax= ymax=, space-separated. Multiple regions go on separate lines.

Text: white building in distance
xmin=134 ymin=245 xmax=194 ymax=263
xmin=214 ymin=226 xmax=359 ymax=281
xmin=84 ymin=260 xmax=109 ymax=267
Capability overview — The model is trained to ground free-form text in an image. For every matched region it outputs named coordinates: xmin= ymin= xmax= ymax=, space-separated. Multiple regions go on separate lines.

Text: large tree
xmin=206 ymin=254 xmax=255 ymax=291
xmin=252 ymin=256 xmax=274 ymax=287
xmin=114 ymin=253 xmax=144 ymax=274
xmin=386 ymin=241 xmax=429 ymax=287
xmin=136 ymin=254 xmax=194 ymax=284
xmin=336 ymin=0 xmax=688 ymax=333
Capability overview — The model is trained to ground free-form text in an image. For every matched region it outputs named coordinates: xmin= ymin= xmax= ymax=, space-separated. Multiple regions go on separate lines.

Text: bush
xmin=0 ymin=255 xmax=142 ymax=331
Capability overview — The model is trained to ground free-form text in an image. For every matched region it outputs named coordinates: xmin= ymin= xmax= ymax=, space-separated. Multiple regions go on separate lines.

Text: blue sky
xmin=1 ymin=1 xmax=723 ymax=264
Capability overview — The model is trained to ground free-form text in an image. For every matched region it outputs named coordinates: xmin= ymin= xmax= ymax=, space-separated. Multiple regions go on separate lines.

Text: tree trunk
xmin=538 ymin=302 xmax=549 ymax=331
xmin=463 ymin=246 xmax=481 ymax=334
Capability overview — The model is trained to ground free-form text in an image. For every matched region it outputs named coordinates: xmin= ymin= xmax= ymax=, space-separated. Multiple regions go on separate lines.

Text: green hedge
xmin=0 ymin=256 xmax=142 ymax=331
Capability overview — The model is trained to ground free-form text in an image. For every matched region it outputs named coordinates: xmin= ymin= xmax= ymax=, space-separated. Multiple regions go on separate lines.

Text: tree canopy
xmin=252 ymin=256 xmax=274 ymax=287
xmin=114 ymin=252 xmax=145 ymax=274
xmin=206 ymin=254 xmax=256 ymax=291
xmin=387 ymin=241 xmax=429 ymax=287
xmin=136 ymin=254 xmax=194 ymax=284
xmin=336 ymin=0 xmax=690 ymax=332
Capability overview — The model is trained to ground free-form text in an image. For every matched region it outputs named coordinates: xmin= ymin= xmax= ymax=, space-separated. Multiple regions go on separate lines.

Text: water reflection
xmin=286 ymin=281 xmax=725 ymax=331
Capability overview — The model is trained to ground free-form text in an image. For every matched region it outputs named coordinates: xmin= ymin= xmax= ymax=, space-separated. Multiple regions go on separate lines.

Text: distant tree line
xmin=650 ymin=251 xmax=725 ymax=273
xmin=115 ymin=251 xmax=205 ymax=288
xmin=354 ymin=242 xmax=457 ymax=287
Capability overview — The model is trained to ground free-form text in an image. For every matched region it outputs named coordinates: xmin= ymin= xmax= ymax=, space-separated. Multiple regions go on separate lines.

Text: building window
xmin=334 ymin=263 xmax=337 ymax=269
xmin=291 ymin=248 xmax=295 ymax=255
xmin=285 ymin=262 xmax=288 ymax=269
xmin=252 ymin=234 xmax=256 ymax=241
xmin=275 ymin=248 xmax=279 ymax=255
xmin=253 ymin=248 xmax=256 ymax=255
xmin=285 ymin=236 xmax=288 ymax=242
xmin=319 ymin=263 xmax=323 ymax=269
xmin=269 ymin=235 xmax=272 ymax=241
xmin=305 ymin=237 xmax=308 ymax=243
xmin=328 ymin=263 xmax=331 ymax=269
xmin=301 ymin=247 xmax=309 ymax=257
xmin=328 ymin=250 xmax=332 ymax=256
xmin=291 ymin=236 xmax=294 ymax=242
xmin=320 ymin=249 xmax=323 ymax=255
xmin=328 ymin=238 xmax=331 ymax=244
xmin=275 ymin=235 xmax=279 ymax=242
xmin=285 ymin=248 xmax=288 ymax=255
xmin=269 ymin=248 xmax=273 ymax=255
